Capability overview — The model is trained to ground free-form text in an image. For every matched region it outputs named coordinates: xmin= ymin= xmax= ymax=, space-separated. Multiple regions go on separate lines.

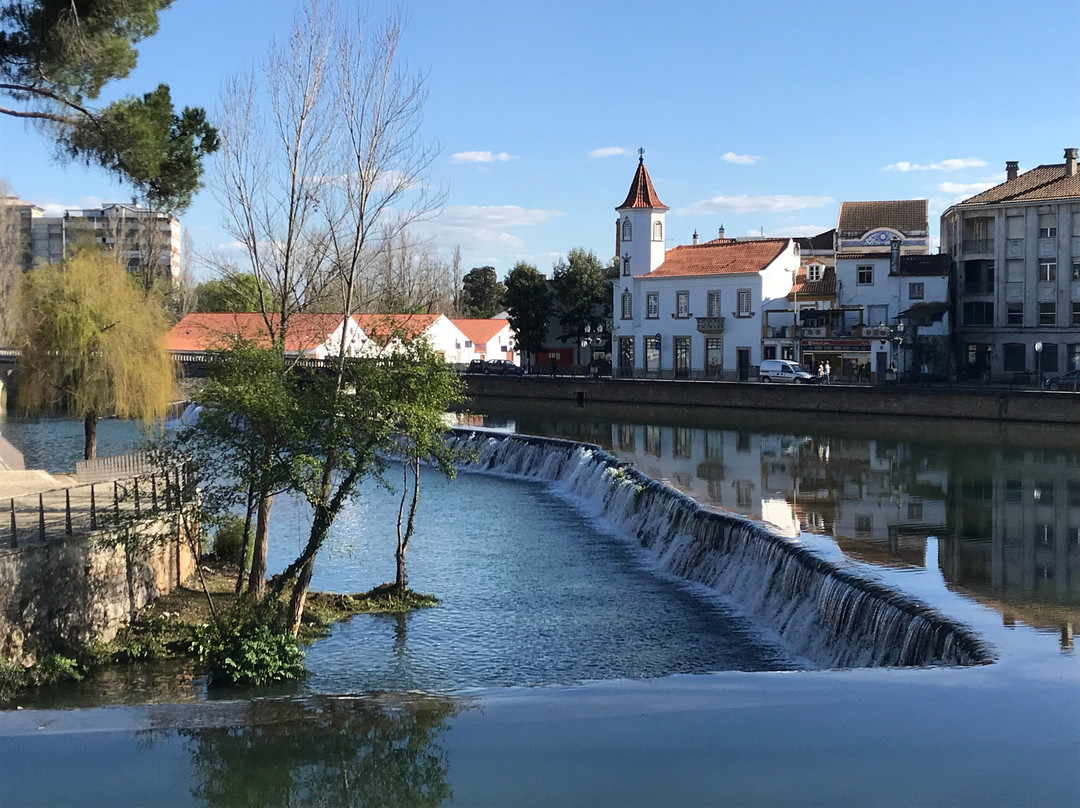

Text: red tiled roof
xmin=450 ymin=318 xmax=507 ymax=345
xmin=617 ymin=157 xmax=668 ymax=211
xmin=787 ymin=266 xmax=837 ymax=300
xmin=353 ymin=313 xmax=440 ymax=342
xmin=837 ymin=200 xmax=928 ymax=236
xmin=165 ymin=312 xmax=351 ymax=353
xmin=639 ymin=238 xmax=788 ymax=278
xmin=955 ymin=161 xmax=1080 ymax=206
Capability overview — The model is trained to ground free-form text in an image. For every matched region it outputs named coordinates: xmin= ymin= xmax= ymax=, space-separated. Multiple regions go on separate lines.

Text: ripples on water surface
xmin=268 ymin=470 xmax=798 ymax=692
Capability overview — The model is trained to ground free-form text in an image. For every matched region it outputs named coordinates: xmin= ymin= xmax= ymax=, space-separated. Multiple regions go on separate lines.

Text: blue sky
xmin=2 ymin=0 xmax=1078 ymax=281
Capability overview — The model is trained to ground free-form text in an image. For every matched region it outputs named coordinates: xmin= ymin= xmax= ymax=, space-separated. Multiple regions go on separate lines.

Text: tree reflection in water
xmin=147 ymin=694 xmax=458 ymax=808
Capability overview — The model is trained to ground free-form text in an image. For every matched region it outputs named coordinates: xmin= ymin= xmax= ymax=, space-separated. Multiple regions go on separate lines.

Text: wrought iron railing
xmin=4 ymin=465 xmax=194 ymax=549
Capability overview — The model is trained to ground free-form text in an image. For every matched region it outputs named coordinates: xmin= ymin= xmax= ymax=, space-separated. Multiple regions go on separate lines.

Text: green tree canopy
xmin=552 ymin=248 xmax=608 ymax=361
xmin=15 ymin=248 xmax=175 ymax=458
xmin=196 ymin=273 xmax=271 ymax=313
xmin=0 ymin=0 xmax=218 ymax=210
xmin=503 ymin=261 xmax=552 ymax=364
xmin=460 ymin=266 xmax=505 ymax=318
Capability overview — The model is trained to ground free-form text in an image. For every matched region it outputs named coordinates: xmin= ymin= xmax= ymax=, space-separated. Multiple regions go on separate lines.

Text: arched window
xmin=621 ymin=289 xmax=633 ymax=320
xmin=622 ymin=218 xmax=632 ymax=241
xmin=653 ymin=220 xmax=663 ymax=241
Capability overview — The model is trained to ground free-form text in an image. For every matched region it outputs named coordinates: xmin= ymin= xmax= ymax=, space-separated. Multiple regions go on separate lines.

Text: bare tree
xmin=0 ymin=182 xmax=23 ymax=343
xmin=208 ymin=0 xmax=448 ymax=623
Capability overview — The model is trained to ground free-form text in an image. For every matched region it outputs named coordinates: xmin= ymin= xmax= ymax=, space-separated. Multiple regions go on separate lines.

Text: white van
xmin=758 ymin=359 xmax=814 ymax=383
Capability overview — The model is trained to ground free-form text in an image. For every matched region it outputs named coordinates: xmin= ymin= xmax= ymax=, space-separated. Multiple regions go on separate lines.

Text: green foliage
xmin=0 ymin=1 xmax=218 ymax=211
xmin=113 ymin=608 xmax=174 ymax=661
xmin=0 ymin=660 xmax=27 ymax=701
xmin=204 ymin=621 xmax=306 ymax=688
xmin=460 ymin=266 xmax=506 ymax=318
xmin=552 ymin=247 xmax=609 ymax=344
xmin=28 ymin=653 xmax=84 ymax=686
xmin=15 ymin=249 xmax=175 ymax=456
xmin=63 ymin=84 xmax=219 ymax=210
xmin=210 ymin=512 xmax=253 ymax=570
xmin=504 ymin=261 xmax=553 ymax=361
xmin=195 ymin=273 xmax=271 ymax=313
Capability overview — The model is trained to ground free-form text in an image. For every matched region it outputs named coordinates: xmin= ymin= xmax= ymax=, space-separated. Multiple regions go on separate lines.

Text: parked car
xmin=758 ymin=359 xmax=814 ymax=384
xmin=1044 ymin=369 xmax=1080 ymax=391
xmin=466 ymin=359 xmax=487 ymax=374
xmin=484 ymin=359 xmax=524 ymax=376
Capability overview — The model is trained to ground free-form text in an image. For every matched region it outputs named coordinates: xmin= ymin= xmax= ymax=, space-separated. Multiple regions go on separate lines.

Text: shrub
xmin=28 ymin=654 xmax=84 ymax=686
xmin=211 ymin=513 xmax=252 ymax=570
xmin=205 ymin=621 xmax=306 ymax=687
xmin=0 ymin=661 xmax=28 ymax=702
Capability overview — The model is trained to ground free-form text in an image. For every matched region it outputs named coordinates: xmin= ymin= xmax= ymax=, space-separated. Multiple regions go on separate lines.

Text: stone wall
xmin=0 ymin=510 xmax=197 ymax=666
xmin=465 ymin=377 xmax=1080 ymax=425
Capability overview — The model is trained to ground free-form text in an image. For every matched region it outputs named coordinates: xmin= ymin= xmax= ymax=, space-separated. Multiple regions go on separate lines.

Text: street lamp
xmin=1035 ymin=341 xmax=1043 ymax=388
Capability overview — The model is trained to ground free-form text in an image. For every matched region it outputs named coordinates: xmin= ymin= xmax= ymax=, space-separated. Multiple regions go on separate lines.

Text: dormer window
xmin=807 ymin=264 xmax=823 ymax=282
xmin=622 ymin=218 xmax=632 ymax=241
xmin=652 ymin=221 xmax=663 ymax=241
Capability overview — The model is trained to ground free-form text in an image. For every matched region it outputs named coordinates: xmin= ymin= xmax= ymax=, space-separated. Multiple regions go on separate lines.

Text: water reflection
xmin=458 ymin=401 xmax=1080 ymax=649
xmin=143 ymin=694 xmax=458 ymax=808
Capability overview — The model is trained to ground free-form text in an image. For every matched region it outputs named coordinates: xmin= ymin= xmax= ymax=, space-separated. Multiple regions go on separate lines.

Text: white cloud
xmin=883 ymin=158 xmax=986 ymax=172
xmin=430 ymin=205 xmax=565 ymax=250
xmin=676 ymin=194 xmax=832 ymax=216
xmin=589 ymin=146 xmax=633 ymax=159
xmin=761 ymin=225 xmax=831 ymax=238
xmin=938 ymin=181 xmax=995 ymax=195
xmin=722 ymin=152 xmax=760 ymax=165
xmin=450 ymin=151 xmax=514 ymax=164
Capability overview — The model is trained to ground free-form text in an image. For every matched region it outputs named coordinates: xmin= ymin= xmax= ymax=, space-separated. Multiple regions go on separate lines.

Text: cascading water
xmin=450 ymin=428 xmax=994 ymax=669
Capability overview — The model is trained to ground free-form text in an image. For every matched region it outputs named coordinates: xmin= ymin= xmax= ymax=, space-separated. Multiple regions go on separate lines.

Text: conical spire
xmin=616 ymin=150 xmax=668 ymax=211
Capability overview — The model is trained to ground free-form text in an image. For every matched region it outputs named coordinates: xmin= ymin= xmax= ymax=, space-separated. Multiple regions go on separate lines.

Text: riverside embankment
xmin=465 ymin=375 xmax=1080 ymax=425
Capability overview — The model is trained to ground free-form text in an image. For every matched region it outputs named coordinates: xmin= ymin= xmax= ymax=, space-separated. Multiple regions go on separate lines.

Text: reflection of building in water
xmin=608 ymin=424 xmax=947 ymax=552
xmin=942 ymin=448 xmax=1080 ymax=649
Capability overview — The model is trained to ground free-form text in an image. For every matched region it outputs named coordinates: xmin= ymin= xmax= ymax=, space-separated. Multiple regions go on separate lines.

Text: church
xmin=612 ymin=154 xmax=800 ymax=380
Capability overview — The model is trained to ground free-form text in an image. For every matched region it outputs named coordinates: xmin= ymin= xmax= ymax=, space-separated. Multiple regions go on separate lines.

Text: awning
xmin=898 ymin=301 xmax=949 ymax=325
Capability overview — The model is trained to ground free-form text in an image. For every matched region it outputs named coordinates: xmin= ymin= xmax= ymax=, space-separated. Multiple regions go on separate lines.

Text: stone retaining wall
xmin=0 ymin=511 xmax=197 ymax=666
xmin=465 ymin=377 xmax=1080 ymax=425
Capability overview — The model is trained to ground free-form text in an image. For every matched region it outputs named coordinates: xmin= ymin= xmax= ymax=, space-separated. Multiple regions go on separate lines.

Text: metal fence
xmin=5 ymin=465 xmax=194 ymax=549
xmin=75 ymin=451 xmax=154 ymax=483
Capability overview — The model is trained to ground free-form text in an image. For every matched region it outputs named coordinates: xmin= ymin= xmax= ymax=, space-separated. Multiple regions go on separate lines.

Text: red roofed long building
xmin=612 ymin=155 xmax=799 ymax=379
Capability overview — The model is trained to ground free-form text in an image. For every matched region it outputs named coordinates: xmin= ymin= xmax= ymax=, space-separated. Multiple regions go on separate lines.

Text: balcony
xmin=962 ymin=239 xmax=994 ymax=254
xmin=964 ymin=281 xmax=995 ymax=295
xmin=862 ymin=325 xmax=890 ymax=339
xmin=695 ymin=316 xmax=725 ymax=334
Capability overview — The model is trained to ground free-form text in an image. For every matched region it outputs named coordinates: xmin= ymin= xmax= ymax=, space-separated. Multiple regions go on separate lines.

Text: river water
xmin=0 ymin=404 xmax=1077 ymax=807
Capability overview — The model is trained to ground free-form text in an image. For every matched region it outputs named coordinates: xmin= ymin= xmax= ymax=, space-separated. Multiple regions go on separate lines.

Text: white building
xmin=941 ymin=148 xmax=1080 ymax=380
xmin=10 ymin=199 xmax=181 ymax=283
xmin=612 ymin=156 xmax=799 ymax=379
xmin=450 ymin=318 xmax=518 ymax=365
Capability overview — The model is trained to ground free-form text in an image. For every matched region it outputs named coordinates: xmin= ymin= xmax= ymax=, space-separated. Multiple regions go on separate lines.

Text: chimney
xmin=692 ymin=230 xmax=699 ymax=245
xmin=890 ymin=237 xmax=901 ymax=276
xmin=1065 ymin=148 xmax=1078 ymax=177
xmin=718 ymin=224 xmax=725 ymax=239
xmin=1006 ymin=161 xmax=1019 ymax=181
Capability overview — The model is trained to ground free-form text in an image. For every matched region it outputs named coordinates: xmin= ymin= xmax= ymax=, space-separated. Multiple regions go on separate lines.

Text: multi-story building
xmin=941 ymin=147 xmax=1080 ymax=381
xmin=8 ymin=199 xmax=180 ymax=283
xmin=612 ymin=155 xmax=799 ymax=380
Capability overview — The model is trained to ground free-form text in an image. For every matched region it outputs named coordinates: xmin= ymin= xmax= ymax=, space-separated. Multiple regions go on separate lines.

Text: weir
xmin=449 ymin=428 xmax=994 ymax=669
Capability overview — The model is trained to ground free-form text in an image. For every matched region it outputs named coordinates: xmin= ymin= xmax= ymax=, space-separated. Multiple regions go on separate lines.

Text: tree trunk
xmin=248 ymin=492 xmax=272 ymax=600
xmin=395 ymin=542 xmax=407 ymax=591
xmin=287 ymin=558 xmax=314 ymax=636
xmin=235 ymin=483 xmax=256 ymax=595
xmin=83 ymin=411 xmax=98 ymax=460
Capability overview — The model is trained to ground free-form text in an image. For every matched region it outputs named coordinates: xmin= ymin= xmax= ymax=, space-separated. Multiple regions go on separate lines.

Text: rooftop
xmin=955 ymin=159 xmax=1080 ymax=206
xmin=837 ymin=200 xmax=928 ymax=236
xmin=617 ymin=157 xmax=668 ymax=211
xmin=788 ymin=265 xmax=837 ymax=300
xmin=640 ymin=238 xmax=788 ymax=279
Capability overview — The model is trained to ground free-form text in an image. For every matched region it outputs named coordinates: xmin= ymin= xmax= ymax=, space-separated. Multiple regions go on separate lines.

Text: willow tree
xmin=16 ymin=249 xmax=175 ymax=458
